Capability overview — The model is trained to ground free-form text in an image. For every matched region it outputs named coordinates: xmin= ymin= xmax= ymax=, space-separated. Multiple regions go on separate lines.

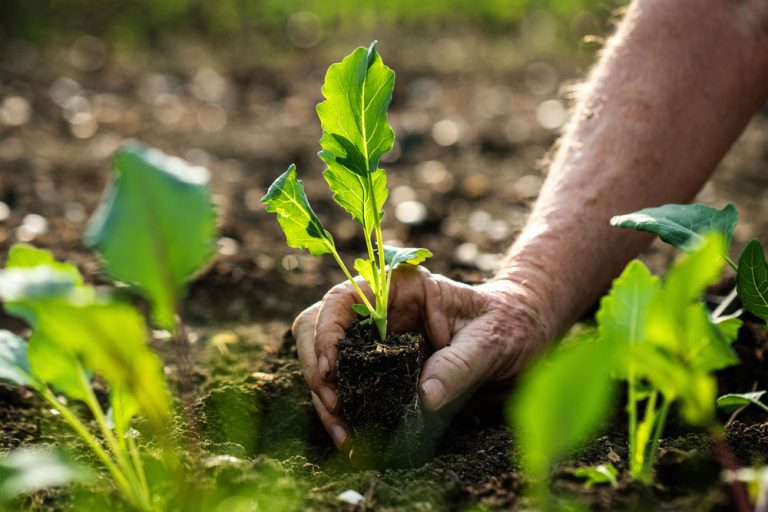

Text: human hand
xmin=292 ymin=265 xmax=553 ymax=449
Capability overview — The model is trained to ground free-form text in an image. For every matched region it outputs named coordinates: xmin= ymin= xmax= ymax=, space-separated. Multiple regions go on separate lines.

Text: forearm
xmin=495 ymin=0 xmax=768 ymax=338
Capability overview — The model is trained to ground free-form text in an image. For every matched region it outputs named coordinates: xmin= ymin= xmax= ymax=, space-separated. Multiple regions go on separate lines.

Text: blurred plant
xmin=0 ymin=143 xmax=297 ymax=510
xmin=510 ymin=233 xmax=741 ymax=505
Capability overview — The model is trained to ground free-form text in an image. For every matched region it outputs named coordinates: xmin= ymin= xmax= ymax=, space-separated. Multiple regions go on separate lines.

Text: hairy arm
xmin=495 ymin=0 xmax=768 ymax=346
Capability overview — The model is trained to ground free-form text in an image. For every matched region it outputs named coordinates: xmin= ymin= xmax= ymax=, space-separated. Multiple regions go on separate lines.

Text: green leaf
xmin=596 ymin=260 xmax=660 ymax=377
xmin=354 ymin=257 xmax=379 ymax=296
xmin=261 ymin=164 xmax=335 ymax=257
xmin=610 ymin=203 xmax=738 ymax=251
xmin=0 ymin=330 xmax=34 ymax=388
xmin=572 ymin=463 xmax=618 ymax=489
xmin=6 ymin=244 xmax=83 ymax=285
xmin=662 ymin=233 xmax=726 ymax=306
xmin=0 ymin=266 xmax=170 ymax=427
xmin=0 ymin=448 xmax=91 ymax=501
xmin=317 ymin=42 xmax=394 ymax=234
xmin=107 ymin=385 xmax=140 ymax=436
xmin=716 ymin=391 xmax=768 ymax=414
xmin=84 ymin=142 xmax=218 ymax=331
xmin=737 ymin=239 xmax=768 ymax=322
xmin=351 ymin=304 xmax=371 ymax=317
xmin=383 ymin=246 xmax=433 ymax=269
xmin=510 ymin=334 xmax=616 ymax=481
xmin=324 ymin=166 xmax=389 ymax=236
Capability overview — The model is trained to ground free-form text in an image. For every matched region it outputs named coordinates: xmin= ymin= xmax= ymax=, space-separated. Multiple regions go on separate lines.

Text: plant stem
xmin=725 ymin=255 xmax=738 ymax=272
xmin=77 ymin=366 xmax=148 ymax=508
xmin=627 ymin=370 xmax=639 ymax=478
xmin=712 ymin=287 xmax=739 ymax=321
xmin=40 ymin=387 xmax=138 ymax=507
xmin=642 ymin=396 xmax=670 ymax=482
xmin=128 ymin=434 xmax=150 ymax=506
xmin=330 ymin=248 xmax=375 ymax=313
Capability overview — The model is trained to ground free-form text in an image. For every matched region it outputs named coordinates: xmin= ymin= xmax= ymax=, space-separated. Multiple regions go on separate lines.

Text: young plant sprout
xmin=262 ymin=42 xmax=431 ymax=341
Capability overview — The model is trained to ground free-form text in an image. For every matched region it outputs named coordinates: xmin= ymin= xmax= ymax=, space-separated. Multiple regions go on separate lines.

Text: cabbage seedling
xmin=262 ymin=42 xmax=431 ymax=341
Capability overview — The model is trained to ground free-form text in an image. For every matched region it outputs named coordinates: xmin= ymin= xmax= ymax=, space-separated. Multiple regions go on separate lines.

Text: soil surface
xmin=1 ymin=30 xmax=768 ymax=511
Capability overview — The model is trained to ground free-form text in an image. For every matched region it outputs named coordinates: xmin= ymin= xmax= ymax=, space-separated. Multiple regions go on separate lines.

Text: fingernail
xmin=320 ymin=386 xmax=338 ymax=411
xmin=318 ymin=355 xmax=330 ymax=380
xmin=331 ymin=424 xmax=348 ymax=447
xmin=421 ymin=378 xmax=446 ymax=411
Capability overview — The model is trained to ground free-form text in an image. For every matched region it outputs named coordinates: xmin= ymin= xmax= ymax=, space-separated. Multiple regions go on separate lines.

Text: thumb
xmin=419 ymin=336 xmax=497 ymax=411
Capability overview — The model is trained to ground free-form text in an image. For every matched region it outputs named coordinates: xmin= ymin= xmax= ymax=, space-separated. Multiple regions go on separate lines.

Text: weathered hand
xmin=292 ymin=265 xmax=552 ymax=449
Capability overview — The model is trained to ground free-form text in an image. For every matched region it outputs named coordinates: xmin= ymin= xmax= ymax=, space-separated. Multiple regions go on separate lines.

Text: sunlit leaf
xmin=737 ymin=239 xmax=768 ymax=323
xmin=596 ymin=260 xmax=660 ymax=377
xmin=6 ymin=244 xmax=83 ymax=285
xmin=510 ymin=333 xmax=616 ymax=481
xmin=317 ymin=42 xmax=394 ymax=236
xmin=572 ymin=463 xmax=618 ymax=488
xmin=383 ymin=246 xmax=433 ymax=269
xmin=84 ymin=141 xmax=218 ymax=331
xmin=353 ymin=257 xmax=379 ymax=296
xmin=610 ymin=203 xmax=738 ymax=251
xmin=0 ymin=448 xmax=91 ymax=500
xmin=262 ymin=164 xmax=335 ymax=257
xmin=717 ymin=391 xmax=768 ymax=414
xmin=0 ymin=266 xmax=169 ymax=427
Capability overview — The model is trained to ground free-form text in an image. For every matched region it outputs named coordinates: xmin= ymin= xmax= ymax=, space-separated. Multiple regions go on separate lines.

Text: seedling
xmin=0 ymin=142 xmax=219 ymax=509
xmin=510 ymin=234 xmax=741 ymax=497
xmin=262 ymin=42 xmax=431 ymax=341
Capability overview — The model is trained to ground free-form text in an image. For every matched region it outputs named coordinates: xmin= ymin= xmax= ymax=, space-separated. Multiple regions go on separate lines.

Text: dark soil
xmin=336 ymin=322 xmax=426 ymax=466
xmin=1 ymin=27 xmax=768 ymax=511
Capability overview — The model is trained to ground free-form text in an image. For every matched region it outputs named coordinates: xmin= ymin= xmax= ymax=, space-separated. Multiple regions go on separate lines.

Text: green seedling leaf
xmin=383 ymin=246 xmax=433 ymax=269
xmin=84 ymin=141 xmax=218 ymax=331
xmin=317 ymin=42 xmax=394 ymax=234
xmin=0 ymin=266 xmax=170 ymax=427
xmin=262 ymin=164 xmax=336 ymax=257
xmin=510 ymin=333 xmax=617 ymax=482
xmin=0 ymin=448 xmax=91 ymax=501
xmin=596 ymin=260 xmax=660 ymax=377
xmin=737 ymin=239 xmax=768 ymax=322
xmin=354 ymin=258 xmax=379 ymax=296
xmin=6 ymin=244 xmax=83 ymax=284
xmin=717 ymin=391 xmax=768 ymax=414
xmin=610 ymin=203 xmax=738 ymax=251
xmin=0 ymin=330 xmax=34 ymax=388
xmin=572 ymin=463 xmax=619 ymax=488
xmin=351 ymin=304 xmax=371 ymax=317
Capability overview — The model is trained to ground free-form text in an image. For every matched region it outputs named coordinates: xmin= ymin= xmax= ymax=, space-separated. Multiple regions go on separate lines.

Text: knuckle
xmin=437 ymin=349 xmax=473 ymax=382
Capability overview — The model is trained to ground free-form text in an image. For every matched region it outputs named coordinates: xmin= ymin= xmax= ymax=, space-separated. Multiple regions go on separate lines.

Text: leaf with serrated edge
xmin=262 ymin=165 xmax=335 ymax=257
xmin=596 ymin=260 xmax=660 ymax=378
xmin=317 ymin=42 xmax=394 ymax=234
xmin=84 ymin=141 xmax=218 ymax=331
xmin=737 ymin=239 xmax=768 ymax=322
xmin=383 ymin=246 xmax=433 ymax=269
xmin=610 ymin=203 xmax=738 ymax=251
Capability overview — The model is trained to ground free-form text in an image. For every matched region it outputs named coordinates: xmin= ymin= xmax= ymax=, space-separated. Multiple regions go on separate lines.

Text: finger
xmin=419 ymin=331 xmax=498 ymax=411
xmin=311 ymin=391 xmax=350 ymax=451
xmin=314 ymin=281 xmax=366 ymax=383
xmin=293 ymin=302 xmax=322 ymax=390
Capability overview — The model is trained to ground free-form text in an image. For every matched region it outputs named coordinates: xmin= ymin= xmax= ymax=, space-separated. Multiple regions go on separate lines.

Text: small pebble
xmin=337 ymin=490 xmax=366 ymax=506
